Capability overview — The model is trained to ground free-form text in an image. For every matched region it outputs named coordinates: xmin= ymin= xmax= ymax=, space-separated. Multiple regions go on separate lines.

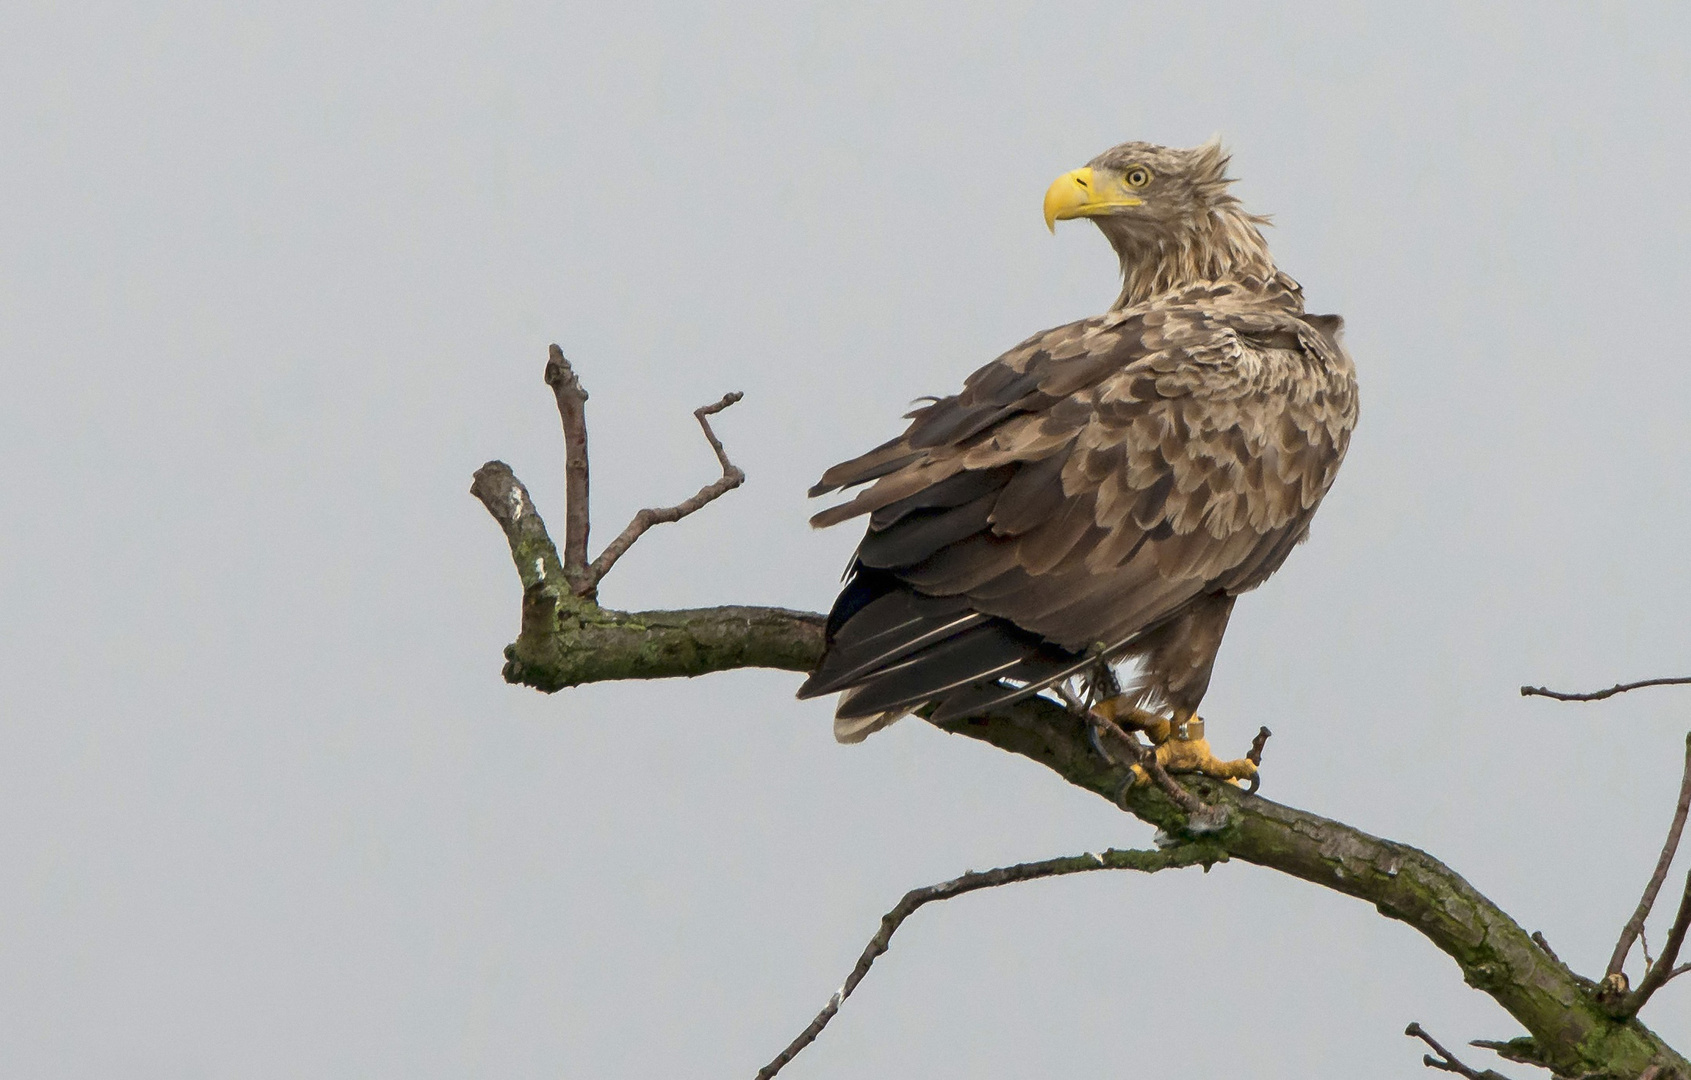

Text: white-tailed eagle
xmin=798 ymin=140 xmax=1357 ymax=783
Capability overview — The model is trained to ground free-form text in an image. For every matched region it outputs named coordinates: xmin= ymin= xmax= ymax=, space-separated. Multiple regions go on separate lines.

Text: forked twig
xmin=1520 ymin=677 xmax=1691 ymax=702
xmin=534 ymin=345 xmax=745 ymax=599
xmin=583 ymin=391 xmax=745 ymax=592
xmin=1405 ymin=1023 xmax=1518 ymax=1080
xmin=755 ymin=844 xmax=1222 ymax=1080
xmin=1626 ymin=865 xmax=1691 ymax=1016
xmin=1605 ymin=733 xmax=1691 ymax=1015
xmin=1520 ymin=669 xmax=1691 ymax=1022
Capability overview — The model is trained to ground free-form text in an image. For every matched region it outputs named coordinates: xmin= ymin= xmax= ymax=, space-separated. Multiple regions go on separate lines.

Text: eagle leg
xmin=1092 ymin=694 xmax=1172 ymax=744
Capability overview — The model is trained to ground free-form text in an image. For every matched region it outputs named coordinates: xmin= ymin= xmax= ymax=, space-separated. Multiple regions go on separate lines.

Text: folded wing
xmin=800 ymin=295 xmax=1356 ymax=732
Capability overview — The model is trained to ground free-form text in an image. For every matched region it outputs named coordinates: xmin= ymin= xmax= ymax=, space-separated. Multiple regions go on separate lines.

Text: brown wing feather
xmin=816 ymin=303 xmax=1353 ymax=643
xmin=802 ymin=291 xmax=1357 ymax=722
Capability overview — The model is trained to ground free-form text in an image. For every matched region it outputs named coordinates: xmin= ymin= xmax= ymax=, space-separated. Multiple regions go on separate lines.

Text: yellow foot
xmin=1146 ymin=729 xmax=1258 ymax=784
xmin=1090 ymin=699 xmax=1261 ymax=787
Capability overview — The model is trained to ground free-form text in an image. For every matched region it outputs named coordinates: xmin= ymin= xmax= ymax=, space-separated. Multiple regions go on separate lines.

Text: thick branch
xmin=1520 ymin=678 xmax=1691 ymax=702
xmin=940 ymin=700 xmax=1688 ymax=1077
xmin=756 ymin=843 xmax=1225 ymax=1079
xmin=1607 ymin=734 xmax=1691 ymax=1000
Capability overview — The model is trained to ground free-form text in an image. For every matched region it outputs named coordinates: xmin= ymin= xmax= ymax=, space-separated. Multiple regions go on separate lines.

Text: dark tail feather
xmin=801 ymin=570 xmax=1085 ymax=726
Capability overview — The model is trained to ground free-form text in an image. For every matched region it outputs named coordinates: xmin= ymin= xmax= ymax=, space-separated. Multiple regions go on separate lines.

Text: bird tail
xmin=832 ymin=701 xmax=908 ymax=744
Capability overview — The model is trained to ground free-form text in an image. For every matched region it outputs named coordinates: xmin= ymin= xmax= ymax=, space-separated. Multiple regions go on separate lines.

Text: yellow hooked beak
xmin=1042 ymin=166 xmax=1143 ymax=232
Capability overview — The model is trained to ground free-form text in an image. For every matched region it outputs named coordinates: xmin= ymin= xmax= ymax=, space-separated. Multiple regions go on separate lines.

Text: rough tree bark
xmin=471 ymin=352 xmax=1690 ymax=1080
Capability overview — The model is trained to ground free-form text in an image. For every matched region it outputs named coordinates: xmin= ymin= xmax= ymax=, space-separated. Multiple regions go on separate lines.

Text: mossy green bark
xmin=478 ymin=482 xmax=1686 ymax=1078
xmin=504 ymin=585 xmax=823 ymax=691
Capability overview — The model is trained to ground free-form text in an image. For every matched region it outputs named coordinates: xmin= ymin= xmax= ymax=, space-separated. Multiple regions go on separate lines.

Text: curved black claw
xmin=1113 ymin=769 xmax=1142 ymax=809
xmin=1085 ymin=717 xmax=1112 ymax=763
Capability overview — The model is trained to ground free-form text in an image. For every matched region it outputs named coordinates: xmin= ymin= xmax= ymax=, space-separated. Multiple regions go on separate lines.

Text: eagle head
xmin=1043 ymin=138 xmax=1275 ymax=305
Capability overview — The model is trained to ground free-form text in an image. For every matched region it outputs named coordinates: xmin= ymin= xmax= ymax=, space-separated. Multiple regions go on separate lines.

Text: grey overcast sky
xmin=3 ymin=2 xmax=1690 ymax=1077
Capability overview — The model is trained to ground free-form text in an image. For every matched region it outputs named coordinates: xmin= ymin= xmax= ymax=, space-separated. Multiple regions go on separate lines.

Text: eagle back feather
xmin=809 ymin=279 xmax=1356 ymax=657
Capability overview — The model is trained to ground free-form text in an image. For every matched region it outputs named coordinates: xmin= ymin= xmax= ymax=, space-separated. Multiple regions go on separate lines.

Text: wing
xmin=800 ymin=301 xmax=1356 ymax=722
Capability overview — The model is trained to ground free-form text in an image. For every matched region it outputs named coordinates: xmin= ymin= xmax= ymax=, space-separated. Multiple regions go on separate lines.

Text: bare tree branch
xmin=471 ymin=461 xmax=568 ymax=595
xmin=580 ymin=391 xmax=745 ymax=594
xmin=1606 ymin=734 xmax=1691 ymax=994
xmin=1405 ymin=1023 xmax=1519 ymax=1080
xmin=755 ymin=843 xmax=1226 ymax=1080
xmin=474 ymin=362 xmax=1691 ymax=1080
xmin=535 ymin=345 xmax=746 ymax=598
xmin=1520 ymin=677 xmax=1691 ymax=702
xmin=543 ymin=345 xmax=593 ymax=593
xmin=473 ymin=459 xmax=819 ymax=688
xmin=1626 ymin=866 xmax=1691 ymax=1016
xmin=474 ymin=463 xmax=1691 ymax=1075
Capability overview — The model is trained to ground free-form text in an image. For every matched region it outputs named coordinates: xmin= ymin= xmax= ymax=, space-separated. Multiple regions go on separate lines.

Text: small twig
xmin=1642 ymin=927 xmax=1656 ymax=971
xmin=755 ymin=844 xmax=1222 ymax=1080
xmin=1520 ymin=676 xmax=1691 ymax=702
xmin=543 ymin=345 xmax=593 ymax=593
xmin=1405 ymin=1023 xmax=1518 ymax=1080
xmin=1532 ymin=931 xmax=1563 ymax=966
xmin=1606 ymin=733 xmax=1691 ymax=996
xmin=580 ymin=391 xmax=745 ymax=595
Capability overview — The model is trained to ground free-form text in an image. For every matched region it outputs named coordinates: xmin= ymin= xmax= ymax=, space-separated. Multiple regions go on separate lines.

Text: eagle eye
xmin=1125 ymin=166 xmax=1151 ymax=188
